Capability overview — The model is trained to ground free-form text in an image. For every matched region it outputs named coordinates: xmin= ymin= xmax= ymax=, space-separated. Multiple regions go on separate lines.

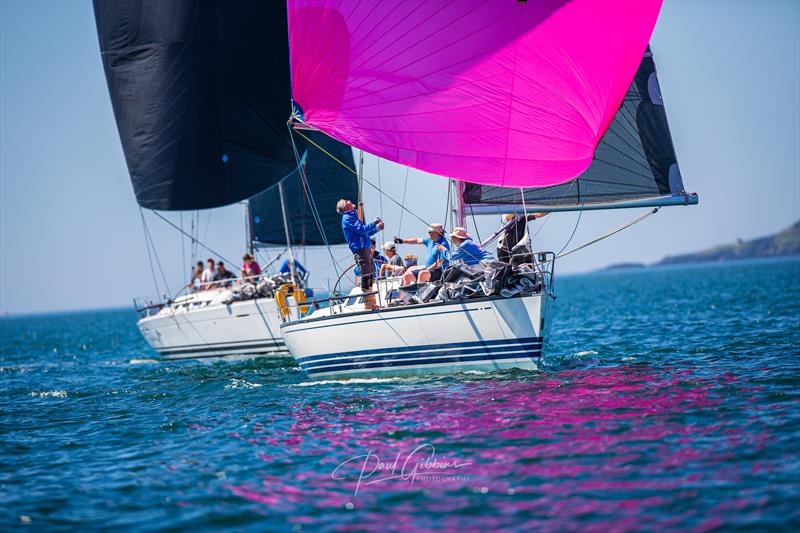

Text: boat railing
xmin=534 ymin=251 xmax=557 ymax=297
xmin=133 ymin=272 xmax=305 ymax=318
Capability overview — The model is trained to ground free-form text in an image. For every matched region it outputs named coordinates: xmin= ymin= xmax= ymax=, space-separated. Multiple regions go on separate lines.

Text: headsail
xmin=94 ymin=0 xmax=297 ymax=210
xmin=288 ymin=0 xmax=662 ymax=188
xmin=462 ymin=46 xmax=698 ymax=214
xmin=248 ymin=132 xmax=357 ymax=247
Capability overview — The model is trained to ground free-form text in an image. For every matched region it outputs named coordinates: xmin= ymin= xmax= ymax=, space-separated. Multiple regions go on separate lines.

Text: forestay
xmin=288 ymin=0 xmax=662 ymax=188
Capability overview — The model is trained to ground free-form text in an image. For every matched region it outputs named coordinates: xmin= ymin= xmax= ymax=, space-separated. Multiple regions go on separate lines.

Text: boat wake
xmin=292 ymin=377 xmax=407 ymax=387
xmin=225 ymin=378 xmax=263 ymax=390
xmin=30 ymin=391 xmax=68 ymax=398
xmin=128 ymin=358 xmax=159 ymax=365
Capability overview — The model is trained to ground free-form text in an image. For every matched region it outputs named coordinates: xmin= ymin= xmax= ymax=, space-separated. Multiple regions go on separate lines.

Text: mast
xmin=357 ymin=149 xmax=365 ymax=222
xmin=243 ymin=201 xmax=254 ymax=256
xmin=450 ymin=179 xmax=466 ymax=229
xmin=277 ymin=182 xmax=297 ymax=285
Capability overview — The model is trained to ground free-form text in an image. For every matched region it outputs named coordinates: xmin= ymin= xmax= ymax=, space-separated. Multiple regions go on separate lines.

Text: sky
xmin=1 ymin=0 xmax=798 ymax=315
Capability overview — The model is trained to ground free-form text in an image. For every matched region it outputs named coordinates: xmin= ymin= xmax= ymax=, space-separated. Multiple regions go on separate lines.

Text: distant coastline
xmin=602 ymin=220 xmax=800 ymax=272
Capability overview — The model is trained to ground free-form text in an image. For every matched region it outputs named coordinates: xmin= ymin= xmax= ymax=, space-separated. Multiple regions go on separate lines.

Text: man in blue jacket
xmin=337 ymin=198 xmax=384 ymax=310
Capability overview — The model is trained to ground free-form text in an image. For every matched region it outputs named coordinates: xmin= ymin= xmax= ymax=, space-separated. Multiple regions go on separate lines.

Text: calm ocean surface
xmin=2 ymin=258 xmax=799 ymax=531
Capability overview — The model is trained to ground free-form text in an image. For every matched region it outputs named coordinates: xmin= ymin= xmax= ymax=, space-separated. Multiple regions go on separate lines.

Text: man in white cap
xmin=394 ymin=223 xmax=449 ymax=284
xmin=379 ymin=241 xmax=405 ymax=278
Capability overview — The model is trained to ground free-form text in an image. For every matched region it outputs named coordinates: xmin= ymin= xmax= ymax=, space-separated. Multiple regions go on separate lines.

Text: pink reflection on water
xmin=225 ymin=365 xmax=774 ymax=530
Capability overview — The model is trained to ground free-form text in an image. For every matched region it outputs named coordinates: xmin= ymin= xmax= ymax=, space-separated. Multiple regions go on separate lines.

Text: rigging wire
xmin=468 ymin=201 xmax=482 ymax=243
xmin=527 ymin=180 xmax=580 ymax=243
xmin=398 ymin=166 xmax=409 ymax=235
xmin=150 ymin=210 xmax=241 ymax=273
xmin=179 ymin=212 xmax=186 ymax=280
xmin=202 ymin=210 xmax=213 ymax=250
xmin=139 ymin=207 xmax=171 ymax=296
xmin=190 ymin=212 xmax=196 ymax=267
xmin=555 ymin=209 xmax=583 ymax=257
xmin=557 ymin=207 xmax=659 ymax=259
xmin=139 ymin=207 xmax=161 ymax=297
xmin=519 ymin=186 xmax=530 ymax=249
xmin=293 ymin=128 xmax=436 ymax=230
xmin=287 ymin=124 xmax=342 ymax=278
xmin=554 ymin=173 xmax=588 ymax=257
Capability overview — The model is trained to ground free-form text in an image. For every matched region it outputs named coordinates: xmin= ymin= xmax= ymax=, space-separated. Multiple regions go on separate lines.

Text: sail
xmin=288 ymin=0 xmax=662 ymax=189
xmin=93 ymin=0 xmax=298 ymax=210
xmin=462 ymin=46 xmax=697 ymax=214
xmin=249 ymin=132 xmax=357 ymax=247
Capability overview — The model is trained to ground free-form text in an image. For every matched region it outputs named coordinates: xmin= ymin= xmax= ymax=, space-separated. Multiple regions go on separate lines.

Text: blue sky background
xmin=1 ymin=0 xmax=798 ymax=314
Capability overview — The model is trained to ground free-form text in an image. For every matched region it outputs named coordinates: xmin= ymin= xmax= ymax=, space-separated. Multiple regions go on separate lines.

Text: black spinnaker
xmin=93 ymin=0 xmax=356 ymax=220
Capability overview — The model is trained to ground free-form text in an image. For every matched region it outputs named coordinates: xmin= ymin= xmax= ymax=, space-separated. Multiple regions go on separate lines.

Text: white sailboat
xmin=276 ymin=2 xmax=698 ymax=379
xmin=93 ymin=2 xmax=358 ymax=360
xmin=135 ymin=286 xmax=288 ymax=360
xmin=282 ymin=256 xmax=554 ymax=377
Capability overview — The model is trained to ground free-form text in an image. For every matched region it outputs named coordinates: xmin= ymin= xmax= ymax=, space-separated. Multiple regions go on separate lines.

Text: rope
xmin=287 ymin=124 xmax=342 ymax=278
xmin=150 ymin=210 xmax=241 ymax=272
xmin=398 ymin=167 xmax=409 ymax=234
xmin=556 ymin=207 xmax=659 ymax=259
xmin=556 ymin=209 xmax=583 ymax=257
xmin=442 ymin=179 xmax=453 ymax=231
xmin=139 ymin=207 xmax=171 ymax=296
xmin=293 ymin=128 xmax=436 ymax=230
xmin=139 ymin=207 xmax=161 ymax=296
xmin=519 ymin=186 xmax=530 ymax=249
xmin=468 ymin=201 xmax=482 ymax=243
xmin=261 ymin=247 xmax=288 ymax=271
xmin=202 ymin=210 xmax=213 ymax=247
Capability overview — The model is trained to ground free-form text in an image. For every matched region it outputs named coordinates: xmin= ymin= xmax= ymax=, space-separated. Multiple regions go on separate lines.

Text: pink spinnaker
xmin=288 ymin=0 xmax=662 ymax=188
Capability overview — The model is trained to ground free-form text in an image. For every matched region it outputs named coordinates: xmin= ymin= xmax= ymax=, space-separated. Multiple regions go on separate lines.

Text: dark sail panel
xmin=463 ymin=46 xmax=693 ymax=212
xmin=249 ymin=132 xmax=357 ymax=246
xmin=93 ymin=0 xmax=297 ymax=210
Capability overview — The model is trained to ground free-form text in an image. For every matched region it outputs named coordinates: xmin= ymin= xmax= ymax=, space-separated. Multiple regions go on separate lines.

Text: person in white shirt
xmin=200 ymin=258 xmax=216 ymax=289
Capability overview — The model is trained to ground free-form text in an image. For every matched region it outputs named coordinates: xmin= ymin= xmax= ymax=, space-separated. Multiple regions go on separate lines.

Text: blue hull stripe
xmin=159 ymin=340 xmax=285 ymax=355
xmin=304 ymin=349 xmax=541 ymax=375
xmin=301 ymin=342 xmax=542 ymax=370
xmin=295 ymin=337 xmax=543 ymax=364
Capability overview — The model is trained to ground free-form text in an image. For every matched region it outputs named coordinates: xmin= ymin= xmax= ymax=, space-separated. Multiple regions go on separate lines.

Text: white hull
xmin=137 ymin=290 xmax=288 ymax=360
xmin=282 ymin=294 xmax=552 ymax=379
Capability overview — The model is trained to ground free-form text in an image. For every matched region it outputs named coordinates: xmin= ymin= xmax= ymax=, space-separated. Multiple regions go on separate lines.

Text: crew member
xmin=394 ymin=223 xmax=450 ymax=284
xmin=497 ymin=212 xmax=549 ymax=264
xmin=337 ymin=198 xmax=384 ymax=310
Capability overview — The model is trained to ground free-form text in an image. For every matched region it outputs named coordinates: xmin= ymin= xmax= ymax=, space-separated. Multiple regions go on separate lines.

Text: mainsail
xmin=288 ymin=0 xmax=663 ymax=188
xmin=463 ymin=46 xmax=698 ymax=214
xmin=93 ymin=0 xmax=339 ymax=212
xmin=248 ymin=132 xmax=357 ymax=247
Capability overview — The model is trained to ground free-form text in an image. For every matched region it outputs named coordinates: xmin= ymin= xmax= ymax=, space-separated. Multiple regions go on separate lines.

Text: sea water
xmin=2 ymin=258 xmax=798 ymax=530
